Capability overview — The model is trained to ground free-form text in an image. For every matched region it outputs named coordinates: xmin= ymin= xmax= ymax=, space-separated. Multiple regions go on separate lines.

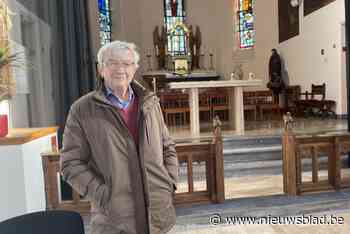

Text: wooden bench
xmin=282 ymin=123 xmax=350 ymax=195
xmin=42 ymin=123 xmax=224 ymax=215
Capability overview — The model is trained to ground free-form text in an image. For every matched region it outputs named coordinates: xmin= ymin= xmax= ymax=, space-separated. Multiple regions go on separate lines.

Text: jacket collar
xmin=92 ymin=80 xmax=158 ymax=114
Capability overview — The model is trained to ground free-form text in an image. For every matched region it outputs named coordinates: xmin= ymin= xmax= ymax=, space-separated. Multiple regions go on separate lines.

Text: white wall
xmin=341 ymin=23 xmax=347 ymax=115
xmin=252 ymin=0 xmax=279 ymax=82
xmin=278 ymin=0 xmax=345 ymax=114
xmin=187 ymin=0 xmax=235 ymax=79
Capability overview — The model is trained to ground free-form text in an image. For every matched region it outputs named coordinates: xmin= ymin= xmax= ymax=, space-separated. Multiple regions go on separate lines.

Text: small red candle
xmin=0 ymin=114 xmax=8 ymax=137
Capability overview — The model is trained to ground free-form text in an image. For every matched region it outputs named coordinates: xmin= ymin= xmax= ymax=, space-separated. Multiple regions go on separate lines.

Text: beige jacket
xmin=60 ymin=81 xmax=178 ymax=234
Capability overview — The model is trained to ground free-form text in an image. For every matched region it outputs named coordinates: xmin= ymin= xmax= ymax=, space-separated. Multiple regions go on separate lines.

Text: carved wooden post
xmin=212 ymin=116 xmax=225 ymax=203
xmin=282 ymin=112 xmax=297 ymax=195
xmin=42 ymin=152 xmax=60 ymax=209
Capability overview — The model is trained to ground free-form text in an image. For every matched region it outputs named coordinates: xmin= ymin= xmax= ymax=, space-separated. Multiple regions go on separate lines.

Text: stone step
xmin=178 ymin=157 xmax=336 ymax=182
xmin=223 ymin=135 xmax=282 ymax=148
xmin=223 ymin=135 xmax=282 ymax=163
xmin=224 ymin=149 xmax=282 ymax=163
xmin=224 ymin=145 xmax=282 ymax=155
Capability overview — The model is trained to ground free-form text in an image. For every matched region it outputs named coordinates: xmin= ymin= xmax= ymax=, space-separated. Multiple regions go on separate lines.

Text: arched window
xmin=164 ymin=0 xmax=186 ymax=55
xmin=236 ymin=0 xmax=255 ymax=49
xmin=98 ymin=0 xmax=112 ymax=46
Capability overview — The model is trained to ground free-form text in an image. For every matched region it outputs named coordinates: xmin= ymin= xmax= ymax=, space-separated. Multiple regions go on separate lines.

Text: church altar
xmin=142 ymin=70 xmax=220 ymax=92
xmin=167 ymin=79 xmax=263 ymax=137
xmin=143 ymin=70 xmax=220 ymax=80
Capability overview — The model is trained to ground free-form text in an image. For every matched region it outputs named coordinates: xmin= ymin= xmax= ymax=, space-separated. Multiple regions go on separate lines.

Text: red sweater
xmin=118 ymin=96 xmax=139 ymax=145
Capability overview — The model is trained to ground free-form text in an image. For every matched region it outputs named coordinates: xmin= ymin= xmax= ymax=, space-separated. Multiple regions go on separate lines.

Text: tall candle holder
xmin=146 ymin=53 xmax=152 ymax=71
xmin=209 ymin=53 xmax=214 ymax=70
xmin=200 ymin=53 xmax=205 ymax=70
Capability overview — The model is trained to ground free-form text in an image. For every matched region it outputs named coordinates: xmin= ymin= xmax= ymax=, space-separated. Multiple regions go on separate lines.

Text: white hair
xmin=97 ymin=40 xmax=140 ymax=68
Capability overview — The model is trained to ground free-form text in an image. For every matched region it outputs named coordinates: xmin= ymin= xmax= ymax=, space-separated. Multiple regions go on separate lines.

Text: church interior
xmin=1 ymin=0 xmax=350 ymax=233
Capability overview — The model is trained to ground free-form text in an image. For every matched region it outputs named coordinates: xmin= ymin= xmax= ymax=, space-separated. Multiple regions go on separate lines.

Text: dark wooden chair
xmin=159 ymin=91 xmax=190 ymax=126
xmin=312 ymin=83 xmax=336 ymax=117
xmin=296 ymin=83 xmax=336 ymax=118
xmin=210 ymin=88 xmax=229 ymax=121
xmin=311 ymin=83 xmax=326 ymax=100
xmin=243 ymin=91 xmax=257 ymax=121
xmin=199 ymin=92 xmax=212 ymax=122
xmin=255 ymin=90 xmax=281 ymax=120
xmin=284 ymin=85 xmax=301 ymax=115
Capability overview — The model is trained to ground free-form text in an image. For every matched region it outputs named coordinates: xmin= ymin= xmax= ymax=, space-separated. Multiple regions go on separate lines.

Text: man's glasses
xmin=104 ymin=60 xmax=135 ymax=69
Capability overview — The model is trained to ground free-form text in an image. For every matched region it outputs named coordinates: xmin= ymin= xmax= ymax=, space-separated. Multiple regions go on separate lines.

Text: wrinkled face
xmin=99 ymin=48 xmax=137 ymax=91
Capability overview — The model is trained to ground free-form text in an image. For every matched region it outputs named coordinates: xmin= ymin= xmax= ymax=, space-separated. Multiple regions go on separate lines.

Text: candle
xmin=193 ymin=46 xmax=196 ymax=55
xmin=155 ymin=45 xmax=159 ymax=56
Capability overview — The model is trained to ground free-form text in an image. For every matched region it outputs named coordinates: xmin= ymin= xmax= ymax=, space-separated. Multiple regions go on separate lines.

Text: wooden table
xmin=168 ymin=80 xmax=262 ymax=137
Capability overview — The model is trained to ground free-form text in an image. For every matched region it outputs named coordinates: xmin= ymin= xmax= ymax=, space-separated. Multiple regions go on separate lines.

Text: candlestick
xmin=155 ymin=45 xmax=159 ymax=56
xmin=209 ymin=53 xmax=214 ymax=70
xmin=146 ymin=53 xmax=152 ymax=71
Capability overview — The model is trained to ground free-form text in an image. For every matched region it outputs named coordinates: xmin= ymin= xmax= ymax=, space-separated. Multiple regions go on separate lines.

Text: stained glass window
xmin=236 ymin=0 xmax=255 ymax=49
xmin=164 ymin=0 xmax=186 ymax=55
xmin=98 ymin=0 xmax=112 ymax=46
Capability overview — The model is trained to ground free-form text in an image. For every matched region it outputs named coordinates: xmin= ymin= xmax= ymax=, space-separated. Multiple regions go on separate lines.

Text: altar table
xmin=168 ymin=80 xmax=263 ymax=137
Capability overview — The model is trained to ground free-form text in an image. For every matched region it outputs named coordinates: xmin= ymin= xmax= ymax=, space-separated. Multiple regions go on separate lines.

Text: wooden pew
xmin=174 ymin=118 xmax=225 ymax=205
xmin=282 ymin=117 xmax=350 ymax=195
xmin=41 ymin=122 xmax=225 ymax=215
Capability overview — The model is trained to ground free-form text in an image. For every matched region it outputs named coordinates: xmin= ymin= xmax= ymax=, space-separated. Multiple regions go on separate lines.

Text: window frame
xmin=98 ymin=0 xmax=112 ymax=46
xmin=163 ymin=0 xmax=187 ymax=56
xmin=236 ymin=0 xmax=255 ymax=49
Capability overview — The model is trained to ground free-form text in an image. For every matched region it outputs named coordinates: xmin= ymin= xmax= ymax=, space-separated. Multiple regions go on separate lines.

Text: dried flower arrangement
xmin=0 ymin=0 xmax=23 ymax=102
xmin=0 ymin=45 xmax=25 ymax=102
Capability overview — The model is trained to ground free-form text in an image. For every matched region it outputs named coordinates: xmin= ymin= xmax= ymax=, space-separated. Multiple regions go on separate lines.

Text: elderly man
xmin=60 ymin=40 xmax=178 ymax=234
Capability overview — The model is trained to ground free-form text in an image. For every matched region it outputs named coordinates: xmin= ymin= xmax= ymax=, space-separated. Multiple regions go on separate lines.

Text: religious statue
xmin=267 ymin=48 xmax=285 ymax=103
xmin=170 ymin=0 xmax=178 ymax=17
xmin=153 ymin=26 xmax=167 ymax=70
xmin=283 ymin=112 xmax=294 ymax=132
xmin=231 ymin=64 xmax=243 ymax=80
xmin=213 ymin=115 xmax=222 ymax=142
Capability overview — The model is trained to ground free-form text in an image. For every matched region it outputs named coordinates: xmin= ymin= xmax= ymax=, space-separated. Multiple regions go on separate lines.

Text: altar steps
xmin=223 ymin=135 xmax=282 ymax=176
xmin=222 ymin=135 xmax=341 ymax=176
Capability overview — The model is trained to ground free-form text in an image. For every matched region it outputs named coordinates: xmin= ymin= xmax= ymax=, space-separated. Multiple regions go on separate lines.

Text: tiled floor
xmin=171 ymin=169 xmax=350 ymax=234
xmin=169 ymin=212 xmax=350 ymax=234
